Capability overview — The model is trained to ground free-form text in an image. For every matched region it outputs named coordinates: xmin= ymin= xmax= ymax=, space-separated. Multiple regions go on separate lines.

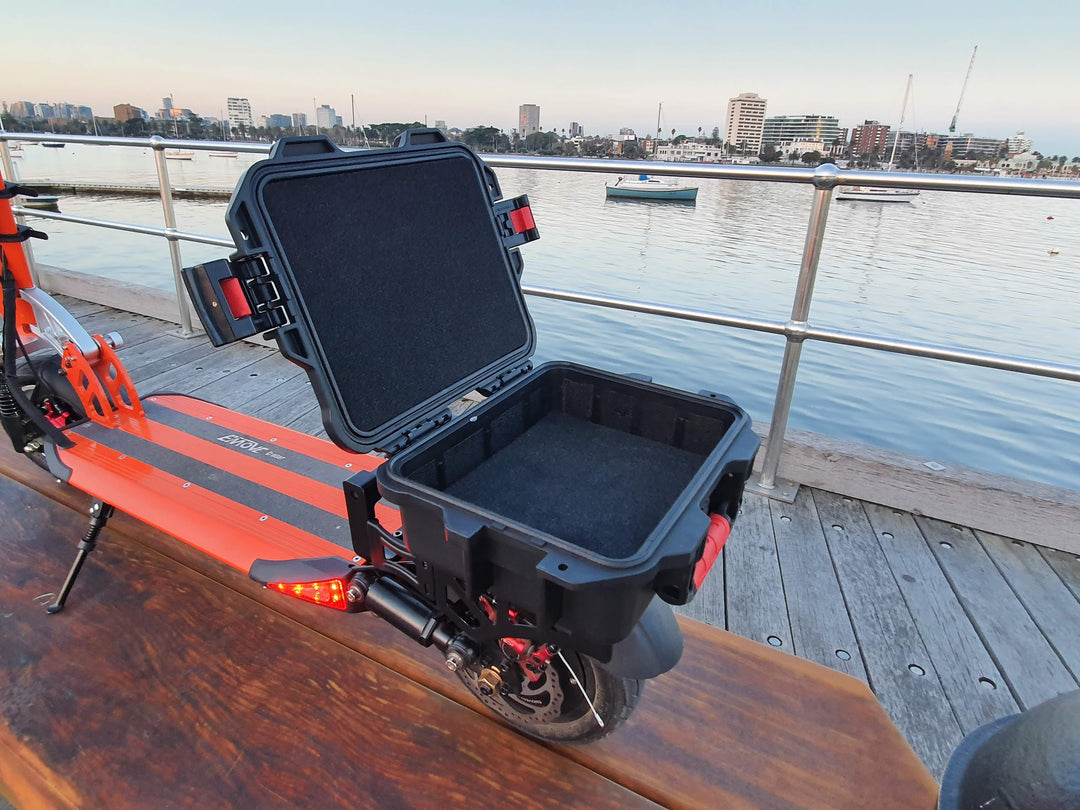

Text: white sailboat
xmin=606 ymin=103 xmax=699 ymax=201
xmin=837 ymin=76 xmax=921 ymax=203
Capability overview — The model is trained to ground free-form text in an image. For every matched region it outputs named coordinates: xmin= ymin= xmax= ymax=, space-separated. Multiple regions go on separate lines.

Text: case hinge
xmin=377 ymin=409 xmax=453 ymax=455
xmin=477 ymin=361 xmax=533 ymax=396
xmin=493 ymin=195 xmax=539 ymax=249
xmin=182 ymin=254 xmax=291 ymax=346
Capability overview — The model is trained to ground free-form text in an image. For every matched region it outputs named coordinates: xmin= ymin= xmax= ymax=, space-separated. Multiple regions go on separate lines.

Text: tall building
xmin=724 ymin=92 xmax=767 ymax=154
xmin=315 ymin=104 xmax=342 ymax=129
xmin=8 ymin=101 xmax=34 ymax=119
xmin=762 ymin=114 xmax=842 ymax=149
xmin=1006 ymin=132 xmax=1033 ymax=156
xmin=227 ymin=97 xmax=254 ymax=130
xmin=518 ymin=104 xmax=540 ymax=136
xmin=570 ymin=121 xmax=583 ymax=138
xmin=849 ymin=120 xmax=890 ymax=159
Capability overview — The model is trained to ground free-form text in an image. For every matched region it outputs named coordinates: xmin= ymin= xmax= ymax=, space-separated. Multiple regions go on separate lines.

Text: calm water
xmin=11 ymin=143 xmax=1080 ymax=491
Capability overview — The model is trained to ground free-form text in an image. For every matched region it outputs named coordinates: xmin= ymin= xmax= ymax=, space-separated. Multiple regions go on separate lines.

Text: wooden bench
xmin=0 ymin=448 xmax=938 ymax=808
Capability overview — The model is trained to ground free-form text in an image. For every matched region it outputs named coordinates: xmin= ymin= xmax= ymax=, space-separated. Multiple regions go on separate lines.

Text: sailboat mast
xmin=887 ymin=74 xmax=913 ymax=170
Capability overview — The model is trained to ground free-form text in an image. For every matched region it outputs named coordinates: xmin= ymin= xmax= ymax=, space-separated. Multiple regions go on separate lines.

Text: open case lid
xmin=183 ymin=130 xmax=539 ymax=453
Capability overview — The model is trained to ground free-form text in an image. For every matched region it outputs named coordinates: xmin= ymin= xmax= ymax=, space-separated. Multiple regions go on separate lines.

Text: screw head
xmin=445 ymin=651 xmax=464 ymax=672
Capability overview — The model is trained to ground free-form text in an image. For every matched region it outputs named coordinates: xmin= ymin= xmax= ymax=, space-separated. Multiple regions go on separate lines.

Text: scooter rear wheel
xmin=458 ymin=649 xmax=643 ymax=744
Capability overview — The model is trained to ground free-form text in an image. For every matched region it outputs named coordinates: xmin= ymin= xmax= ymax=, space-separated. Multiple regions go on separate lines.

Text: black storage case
xmin=183 ymin=131 xmax=758 ymax=655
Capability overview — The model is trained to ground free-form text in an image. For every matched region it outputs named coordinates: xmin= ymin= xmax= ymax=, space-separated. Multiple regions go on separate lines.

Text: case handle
xmin=393 ymin=128 xmax=448 ymax=148
xmin=268 ymin=136 xmax=341 ymax=160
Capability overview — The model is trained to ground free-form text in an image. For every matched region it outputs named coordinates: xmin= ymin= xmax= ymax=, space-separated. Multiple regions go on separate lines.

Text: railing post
xmin=0 ymin=139 xmax=41 ymax=287
xmin=747 ymin=163 xmax=839 ymax=502
xmin=150 ymin=136 xmax=196 ymax=337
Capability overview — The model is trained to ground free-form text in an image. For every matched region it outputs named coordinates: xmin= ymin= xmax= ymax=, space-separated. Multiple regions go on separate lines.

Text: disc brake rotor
xmin=460 ymin=664 xmax=565 ymax=725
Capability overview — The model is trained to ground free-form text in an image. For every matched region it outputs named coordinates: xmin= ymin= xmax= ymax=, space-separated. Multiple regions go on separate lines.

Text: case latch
xmin=182 ymin=254 xmax=291 ymax=346
xmin=493 ymin=195 xmax=539 ymax=249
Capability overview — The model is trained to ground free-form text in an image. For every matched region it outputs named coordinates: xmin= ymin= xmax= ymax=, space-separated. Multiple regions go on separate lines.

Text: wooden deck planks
xmin=861 ymin=503 xmax=1021 ymax=735
xmin=1040 ymin=545 xmax=1080 ymax=602
xmin=977 ymin=531 xmax=1080 ymax=682
xmin=916 ymin=516 xmax=1078 ymax=710
xmin=722 ymin=493 xmax=793 ymax=652
xmin=768 ymin=490 xmax=867 ymax=681
xmin=813 ymin=491 xmax=964 ymax=777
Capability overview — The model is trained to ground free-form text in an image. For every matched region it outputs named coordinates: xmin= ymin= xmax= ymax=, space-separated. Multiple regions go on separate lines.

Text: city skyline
xmin=7 ymin=0 xmax=1079 ymax=156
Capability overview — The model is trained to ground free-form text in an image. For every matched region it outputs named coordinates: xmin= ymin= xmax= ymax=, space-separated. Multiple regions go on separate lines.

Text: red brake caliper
xmin=480 ymin=597 xmax=554 ymax=683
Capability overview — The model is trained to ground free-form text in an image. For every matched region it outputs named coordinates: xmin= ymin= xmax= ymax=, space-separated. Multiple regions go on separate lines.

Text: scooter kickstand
xmin=46 ymin=501 xmax=115 ymax=614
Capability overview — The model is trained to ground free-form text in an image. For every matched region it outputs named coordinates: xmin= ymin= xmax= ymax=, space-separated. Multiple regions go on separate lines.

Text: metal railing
xmin=2 ymin=132 xmax=1079 ymax=500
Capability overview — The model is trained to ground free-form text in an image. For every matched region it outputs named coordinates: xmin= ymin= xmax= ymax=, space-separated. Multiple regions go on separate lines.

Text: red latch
xmin=509 ymin=205 xmax=536 ymax=234
xmin=693 ymin=514 xmax=731 ymax=591
xmin=219 ymin=276 xmax=253 ymax=319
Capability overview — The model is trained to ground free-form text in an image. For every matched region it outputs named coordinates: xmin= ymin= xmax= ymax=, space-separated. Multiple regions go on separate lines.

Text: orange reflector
xmin=269 ymin=578 xmax=349 ymax=611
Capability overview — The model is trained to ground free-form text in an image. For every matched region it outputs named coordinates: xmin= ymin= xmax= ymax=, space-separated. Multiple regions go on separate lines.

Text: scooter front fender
xmin=599 ymin=596 xmax=683 ymax=679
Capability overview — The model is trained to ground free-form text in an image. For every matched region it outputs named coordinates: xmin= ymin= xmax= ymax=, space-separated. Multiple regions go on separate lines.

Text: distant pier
xmin=24 ymin=181 xmax=233 ymax=200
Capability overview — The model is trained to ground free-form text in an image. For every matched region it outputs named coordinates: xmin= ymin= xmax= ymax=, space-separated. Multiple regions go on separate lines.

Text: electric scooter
xmin=0 ymin=133 xmax=758 ymax=743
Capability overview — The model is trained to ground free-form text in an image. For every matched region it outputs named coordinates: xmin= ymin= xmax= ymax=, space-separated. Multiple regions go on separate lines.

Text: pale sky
xmin=6 ymin=0 xmax=1079 ymax=155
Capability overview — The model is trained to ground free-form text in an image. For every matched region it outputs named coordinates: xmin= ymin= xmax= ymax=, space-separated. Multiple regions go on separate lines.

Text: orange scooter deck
xmin=51 ymin=394 xmax=401 ymax=573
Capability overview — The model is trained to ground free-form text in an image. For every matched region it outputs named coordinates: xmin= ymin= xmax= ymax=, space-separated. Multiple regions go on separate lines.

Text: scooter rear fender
xmin=600 ymin=596 xmax=683 ymax=679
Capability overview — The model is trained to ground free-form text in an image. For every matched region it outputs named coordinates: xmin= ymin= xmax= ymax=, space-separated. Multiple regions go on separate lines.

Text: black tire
xmin=458 ymin=650 xmax=644 ymax=744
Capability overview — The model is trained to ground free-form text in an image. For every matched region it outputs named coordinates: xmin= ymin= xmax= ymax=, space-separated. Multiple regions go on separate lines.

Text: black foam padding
xmin=260 ymin=155 xmax=530 ymax=433
xmin=445 ymin=411 xmax=706 ymax=559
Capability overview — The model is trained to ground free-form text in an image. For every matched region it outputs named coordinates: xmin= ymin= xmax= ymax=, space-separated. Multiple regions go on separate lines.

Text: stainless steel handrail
xmin=2 ymin=132 xmax=1078 ymax=497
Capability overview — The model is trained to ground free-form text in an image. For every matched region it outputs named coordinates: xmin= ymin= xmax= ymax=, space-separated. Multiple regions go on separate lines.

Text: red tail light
xmin=269 ymin=578 xmax=349 ymax=610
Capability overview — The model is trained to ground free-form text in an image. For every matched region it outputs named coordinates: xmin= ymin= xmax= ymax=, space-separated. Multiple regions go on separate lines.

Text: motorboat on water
xmin=18 ymin=193 xmax=60 ymax=211
xmin=209 ymin=151 xmax=239 ymax=158
xmin=835 ymin=186 xmax=919 ymax=203
xmin=41 ymin=142 xmax=66 ymax=149
xmin=164 ymin=150 xmax=195 ymax=160
xmin=606 ymin=174 xmax=698 ymax=201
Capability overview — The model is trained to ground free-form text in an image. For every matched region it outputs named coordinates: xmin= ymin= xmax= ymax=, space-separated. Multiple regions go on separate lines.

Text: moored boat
xmin=209 ymin=151 xmax=239 ymax=158
xmin=606 ymin=174 xmax=698 ymax=201
xmin=18 ymin=193 xmax=60 ymax=211
xmin=836 ymin=186 xmax=920 ymax=203
xmin=164 ymin=150 xmax=195 ymax=160
xmin=41 ymin=142 xmax=66 ymax=149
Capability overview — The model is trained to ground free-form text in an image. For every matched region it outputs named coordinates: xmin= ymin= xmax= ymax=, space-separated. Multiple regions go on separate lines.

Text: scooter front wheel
xmin=457 ymin=648 xmax=643 ymax=744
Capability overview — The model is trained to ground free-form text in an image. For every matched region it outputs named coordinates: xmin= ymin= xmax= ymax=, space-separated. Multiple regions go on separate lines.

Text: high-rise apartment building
xmin=762 ymin=114 xmax=842 ymax=149
xmin=292 ymin=113 xmax=308 ymax=130
xmin=724 ymin=92 xmax=767 ymax=154
xmin=1006 ymin=132 xmax=1033 ymax=156
xmin=570 ymin=121 xmax=583 ymax=138
xmin=849 ymin=120 xmax=890 ymax=159
xmin=227 ymin=97 xmax=254 ymax=130
xmin=518 ymin=104 xmax=540 ymax=136
xmin=315 ymin=104 xmax=342 ymax=129
xmin=8 ymin=101 xmax=34 ymax=119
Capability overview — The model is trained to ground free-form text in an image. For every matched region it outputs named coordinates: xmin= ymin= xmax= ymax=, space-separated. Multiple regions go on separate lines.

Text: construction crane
xmin=948 ymin=45 xmax=978 ymax=134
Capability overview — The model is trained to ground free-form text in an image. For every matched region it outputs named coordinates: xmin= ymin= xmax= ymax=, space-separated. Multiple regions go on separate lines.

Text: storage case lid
xmin=216 ymin=131 xmax=538 ymax=453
